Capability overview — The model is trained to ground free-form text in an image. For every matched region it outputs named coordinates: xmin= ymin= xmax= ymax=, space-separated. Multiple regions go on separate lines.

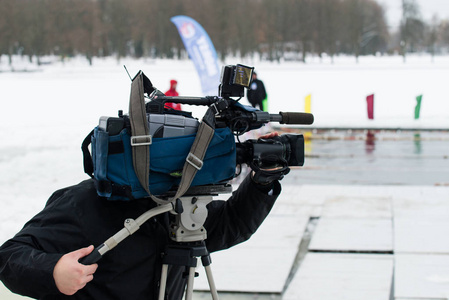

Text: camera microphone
xmin=269 ymin=112 xmax=314 ymax=125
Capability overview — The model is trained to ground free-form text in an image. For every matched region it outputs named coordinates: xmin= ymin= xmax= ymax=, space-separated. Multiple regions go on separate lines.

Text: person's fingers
xmin=85 ymin=274 xmax=94 ymax=283
xmin=259 ymin=132 xmax=279 ymax=139
xmin=53 ymin=246 xmax=97 ymax=295
xmin=84 ymin=264 xmax=98 ymax=276
xmin=72 ymin=245 xmax=94 ymax=260
xmin=78 ymin=282 xmax=87 ymax=291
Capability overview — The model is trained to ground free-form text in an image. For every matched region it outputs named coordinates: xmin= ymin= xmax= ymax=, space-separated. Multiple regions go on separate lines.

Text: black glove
xmin=250 ymin=162 xmax=290 ymax=185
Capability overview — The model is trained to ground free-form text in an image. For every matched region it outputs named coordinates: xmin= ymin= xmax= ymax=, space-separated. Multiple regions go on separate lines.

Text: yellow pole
xmin=305 ymin=94 xmax=312 ymax=113
xmin=304 ymin=94 xmax=313 ymax=153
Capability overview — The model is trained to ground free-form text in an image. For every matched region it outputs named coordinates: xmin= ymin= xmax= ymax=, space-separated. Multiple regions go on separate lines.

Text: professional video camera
xmin=94 ymin=65 xmax=313 ymax=195
xmin=98 ymin=64 xmax=313 ymax=186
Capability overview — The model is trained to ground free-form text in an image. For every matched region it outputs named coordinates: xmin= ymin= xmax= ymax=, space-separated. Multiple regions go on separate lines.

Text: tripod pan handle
xmin=79 ymin=244 xmax=105 ymax=265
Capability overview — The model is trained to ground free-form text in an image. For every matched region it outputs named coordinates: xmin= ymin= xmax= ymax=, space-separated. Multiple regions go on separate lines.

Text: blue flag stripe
xmin=171 ymin=15 xmax=220 ymax=96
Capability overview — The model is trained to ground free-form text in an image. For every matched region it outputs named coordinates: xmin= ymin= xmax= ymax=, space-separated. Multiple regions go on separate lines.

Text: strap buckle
xmin=186 ymin=153 xmax=203 ymax=170
xmin=131 ymin=135 xmax=152 ymax=146
xmin=210 ymin=98 xmax=228 ymax=116
xmin=210 ymin=103 xmax=220 ymax=116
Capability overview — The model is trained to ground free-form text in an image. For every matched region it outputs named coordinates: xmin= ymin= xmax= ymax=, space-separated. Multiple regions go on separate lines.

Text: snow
xmin=395 ymin=254 xmax=449 ymax=299
xmin=194 ymin=214 xmax=309 ymax=293
xmin=309 ymin=218 xmax=393 ymax=252
xmin=283 ymin=252 xmax=394 ymax=300
xmin=1 ymin=54 xmax=449 ymax=299
xmin=308 ymin=196 xmax=393 ymax=252
xmin=394 ymin=192 xmax=449 ymax=254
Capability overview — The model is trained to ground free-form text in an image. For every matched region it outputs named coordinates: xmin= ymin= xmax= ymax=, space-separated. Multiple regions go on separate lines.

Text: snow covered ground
xmin=1 ymin=54 xmax=448 ymax=299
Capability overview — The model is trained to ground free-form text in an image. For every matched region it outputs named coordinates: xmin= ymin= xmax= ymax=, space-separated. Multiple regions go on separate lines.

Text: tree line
xmin=0 ymin=0 xmax=447 ymax=65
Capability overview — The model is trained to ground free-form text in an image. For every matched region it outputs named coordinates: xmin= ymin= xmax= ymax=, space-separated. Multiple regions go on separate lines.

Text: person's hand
xmin=251 ymin=132 xmax=290 ymax=184
xmin=258 ymin=132 xmax=279 ymax=140
xmin=53 ymin=245 xmax=98 ymax=295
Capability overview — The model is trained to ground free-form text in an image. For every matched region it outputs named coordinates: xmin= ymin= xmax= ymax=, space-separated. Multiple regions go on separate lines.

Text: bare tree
xmin=425 ymin=16 xmax=439 ymax=61
xmin=0 ymin=0 xmax=395 ymax=65
xmin=439 ymin=20 xmax=449 ymax=52
xmin=314 ymin=0 xmax=342 ymax=62
xmin=0 ymin=0 xmax=21 ymax=65
xmin=400 ymin=0 xmax=424 ymax=61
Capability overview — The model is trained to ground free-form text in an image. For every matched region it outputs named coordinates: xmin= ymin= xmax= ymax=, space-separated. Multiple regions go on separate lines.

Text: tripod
xmin=158 ymin=194 xmax=219 ymax=300
xmin=159 ymin=241 xmax=218 ymax=300
xmin=80 ymin=186 xmax=231 ymax=300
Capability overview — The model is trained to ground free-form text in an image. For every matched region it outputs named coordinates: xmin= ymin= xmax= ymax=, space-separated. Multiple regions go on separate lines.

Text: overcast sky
xmin=380 ymin=0 xmax=449 ymax=29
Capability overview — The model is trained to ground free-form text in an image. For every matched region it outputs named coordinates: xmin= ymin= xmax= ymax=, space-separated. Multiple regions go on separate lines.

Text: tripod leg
xmin=204 ymin=265 xmax=219 ymax=300
xmin=185 ymin=266 xmax=196 ymax=300
xmin=158 ymin=264 xmax=169 ymax=300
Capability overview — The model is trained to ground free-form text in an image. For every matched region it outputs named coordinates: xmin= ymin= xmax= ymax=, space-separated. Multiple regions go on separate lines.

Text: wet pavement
xmin=284 ymin=130 xmax=449 ymax=186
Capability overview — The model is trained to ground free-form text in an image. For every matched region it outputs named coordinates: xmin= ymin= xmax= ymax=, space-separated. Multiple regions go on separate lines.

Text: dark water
xmin=283 ymin=131 xmax=449 ymax=186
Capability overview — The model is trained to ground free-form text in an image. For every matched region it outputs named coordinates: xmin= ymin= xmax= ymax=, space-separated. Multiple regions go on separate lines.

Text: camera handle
xmin=79 ymin=203 xmax=174 ymax=265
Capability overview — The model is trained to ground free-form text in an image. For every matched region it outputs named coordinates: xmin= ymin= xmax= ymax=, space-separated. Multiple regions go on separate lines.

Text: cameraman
xmin=0 ymin=134 xmax=286 ymax=300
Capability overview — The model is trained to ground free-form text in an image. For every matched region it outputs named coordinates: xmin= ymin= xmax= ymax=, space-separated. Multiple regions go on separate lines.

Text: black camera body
xmin=237 ymin=134 xmax=305 ymax=170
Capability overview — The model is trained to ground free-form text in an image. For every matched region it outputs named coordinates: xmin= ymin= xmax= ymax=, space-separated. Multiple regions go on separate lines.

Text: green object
xmin=170 ymin=171 xmax=183 ymax=178
xmin=262 ymin=97 xmax=268 ymax=112
xmin=414 ymin=95 xmax=422 ymax=119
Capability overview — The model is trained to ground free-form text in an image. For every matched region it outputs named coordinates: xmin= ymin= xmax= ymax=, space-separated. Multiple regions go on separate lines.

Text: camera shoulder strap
xmin=129 ymin=71 xmax=152 ymax=197
xmin=129 ymin=71 xmax=215 ymax=205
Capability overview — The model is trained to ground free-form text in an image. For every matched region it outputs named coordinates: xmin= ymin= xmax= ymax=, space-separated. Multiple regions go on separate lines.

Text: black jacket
xmin=0 ymin=175 xmax=281 ymax=300
xmin=247 ymin=79 xmax=267 ymax=109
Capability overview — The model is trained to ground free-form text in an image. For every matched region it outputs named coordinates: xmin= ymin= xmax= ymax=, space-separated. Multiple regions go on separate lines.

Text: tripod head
xmin=164 ymin=184 xmax=232 ymax=243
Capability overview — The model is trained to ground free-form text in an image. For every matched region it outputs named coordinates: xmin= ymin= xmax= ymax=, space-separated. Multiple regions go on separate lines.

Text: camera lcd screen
xmin=233 ymin=64 xmax=254 ymax=87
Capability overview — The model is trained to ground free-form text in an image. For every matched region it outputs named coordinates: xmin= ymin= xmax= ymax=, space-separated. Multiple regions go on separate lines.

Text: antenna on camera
xmin=123 ymin=65 xmax=132 ymax=81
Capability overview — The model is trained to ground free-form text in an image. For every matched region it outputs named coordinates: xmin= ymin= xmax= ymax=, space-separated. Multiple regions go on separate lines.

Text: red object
xmin=366 ymin=94 xmax=374 ymax=120
xmin=165 ymin=80 xmax=181 ymax=110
